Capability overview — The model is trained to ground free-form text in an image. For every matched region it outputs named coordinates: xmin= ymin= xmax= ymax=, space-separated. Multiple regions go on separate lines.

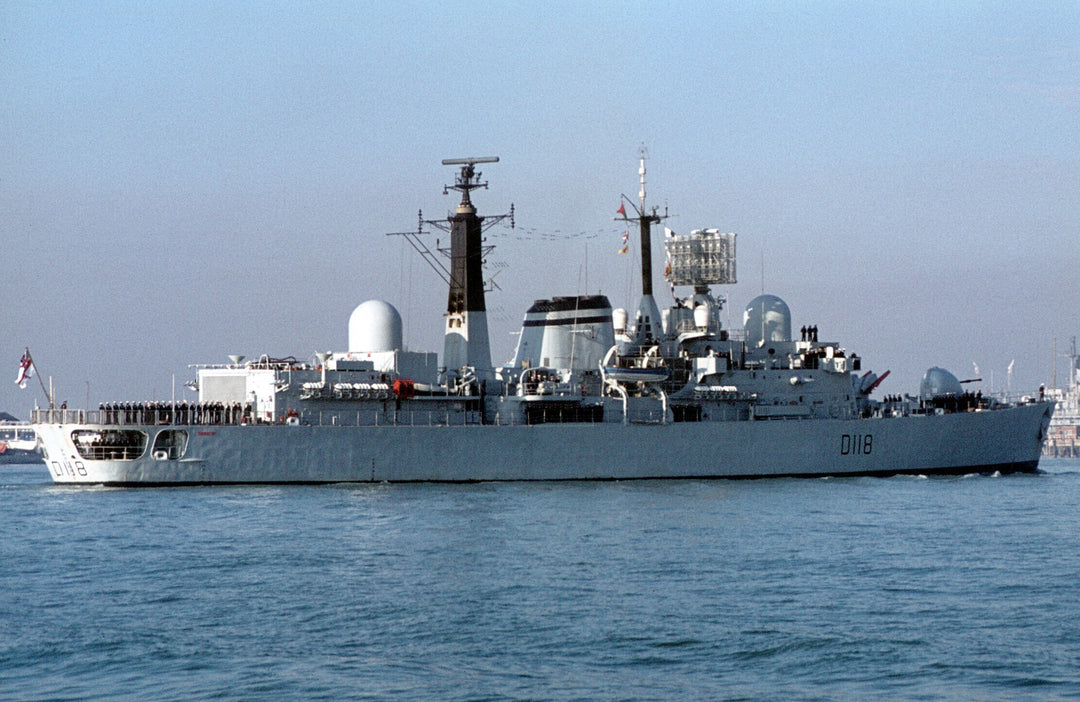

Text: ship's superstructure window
xmin=151 ymin=430 xmax=189 ymax=460
xmin=71 ymin=429 xmax=147 ymax=461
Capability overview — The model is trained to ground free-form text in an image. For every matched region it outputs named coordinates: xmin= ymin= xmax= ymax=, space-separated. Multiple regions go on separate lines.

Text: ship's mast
xmin=439 ymin=157 xmax=496 ymax=379
xmin=637 ymin=154 xmax=659 ymax=298
xmin=386 ymin=157 xmax=512 ymax=385
xmin=617 ymin=149 xmax=665 ymax=341
xmin=1070 ymin=336 xmax=1079 ymax=392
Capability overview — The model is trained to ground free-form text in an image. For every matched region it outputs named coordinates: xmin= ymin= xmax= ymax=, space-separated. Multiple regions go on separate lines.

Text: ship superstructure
xmin=32 ymin=156 xmax=1053 ymax=484
xmin=1045 ymin=336 xmax=1080 ymax=457
xmin=0 ymin=417 xmax=41 ymax=465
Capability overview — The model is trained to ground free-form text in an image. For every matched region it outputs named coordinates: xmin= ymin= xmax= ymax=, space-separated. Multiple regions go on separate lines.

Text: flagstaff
xmin=15 ymin=347 xmax=54 ymax=408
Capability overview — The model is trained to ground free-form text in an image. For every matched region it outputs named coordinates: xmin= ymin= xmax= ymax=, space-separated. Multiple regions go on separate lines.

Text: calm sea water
xmin=3 ymin=459 xmax=1080 ymax=701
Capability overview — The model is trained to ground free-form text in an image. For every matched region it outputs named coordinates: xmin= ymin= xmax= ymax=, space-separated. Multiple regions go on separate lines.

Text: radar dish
xmin=664 ymin=229 xmax=736 ymax=287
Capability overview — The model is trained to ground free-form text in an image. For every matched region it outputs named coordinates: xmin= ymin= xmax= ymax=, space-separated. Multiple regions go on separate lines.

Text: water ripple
xmin=3 ymin=462 xmax=1080 ymax=700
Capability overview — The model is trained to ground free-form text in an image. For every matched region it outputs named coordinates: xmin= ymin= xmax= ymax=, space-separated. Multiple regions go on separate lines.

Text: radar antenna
xmin=440 ymin=157 xmax=499 ymax=208
xmin=386 ymin=156 xmax=514 ymax=290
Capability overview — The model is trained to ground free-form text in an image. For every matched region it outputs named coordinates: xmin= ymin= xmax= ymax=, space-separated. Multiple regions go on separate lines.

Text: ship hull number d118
xmin=841 ymin=434 xmax=873 ymax=455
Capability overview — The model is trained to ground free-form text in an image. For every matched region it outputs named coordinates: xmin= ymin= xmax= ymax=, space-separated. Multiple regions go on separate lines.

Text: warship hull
xmin=37 ymin=401 xmax=1052 ymax=485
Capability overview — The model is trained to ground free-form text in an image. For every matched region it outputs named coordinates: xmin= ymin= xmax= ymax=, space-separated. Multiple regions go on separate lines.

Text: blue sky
xmin=2 ymin=1 xmax=1078 ymax=415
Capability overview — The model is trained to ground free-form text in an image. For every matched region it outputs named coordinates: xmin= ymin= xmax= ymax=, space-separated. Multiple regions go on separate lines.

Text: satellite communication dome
xmin=920 ymin=367 xmax=963 ymax=400
xmin=744 ymin=294 xmax=792 ymax=347
xmin=612 ymin=308 xmax=628 ymax=334
xmin=693 ymin=304 xmax=711 ymax=331
xmin=348 ymin=300 xmax=403 ymax=353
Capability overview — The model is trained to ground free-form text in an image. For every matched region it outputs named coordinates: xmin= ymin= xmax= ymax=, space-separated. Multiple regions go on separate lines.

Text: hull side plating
xmin=38 ymin=402 xmax=1051 ymax=485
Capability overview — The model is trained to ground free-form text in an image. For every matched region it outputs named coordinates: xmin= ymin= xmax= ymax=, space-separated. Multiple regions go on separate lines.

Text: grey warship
xmin=33 ymin=156 xmax=1053 ymax=484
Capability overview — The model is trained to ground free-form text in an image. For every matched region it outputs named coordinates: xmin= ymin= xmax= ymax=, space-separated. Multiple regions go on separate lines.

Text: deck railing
xmin=31 ymin=407 xmax=491 ymax=428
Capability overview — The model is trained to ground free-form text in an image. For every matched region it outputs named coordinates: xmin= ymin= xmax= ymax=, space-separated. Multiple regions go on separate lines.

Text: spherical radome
xmin=744 ymin=294 xmax=792 ymax=347
xmin=348 ymin=300 xmax=403 ymax=353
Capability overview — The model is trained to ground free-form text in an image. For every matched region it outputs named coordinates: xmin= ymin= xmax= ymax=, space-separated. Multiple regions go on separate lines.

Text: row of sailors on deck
xmin=98 ymin=401 xmax=253 ymax=426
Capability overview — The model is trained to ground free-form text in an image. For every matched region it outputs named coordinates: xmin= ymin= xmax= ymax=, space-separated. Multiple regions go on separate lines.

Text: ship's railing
xmin=35 ymin=395 xmax=1032 ymax=429
xmin=32 ymin=408 xmax=104 ymax=425
xmin=32 ymin=407 xmax=250 ymax=426
xmin=33 ymin=405 xmax=650 ymax=427
xmin=28 ymin=404 xmax=819 ymax=427
xmin=31 ymin=406 xmax=489 ymax=428
xmin=305 ymin=409 xmax=486 ymax=427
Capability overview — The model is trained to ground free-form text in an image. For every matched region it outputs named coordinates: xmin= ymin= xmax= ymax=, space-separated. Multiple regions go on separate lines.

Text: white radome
xmin=348 ymin=300 xmax=403 ymax=353
xmin=744 ymin=294 xmax=792 ymax=347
